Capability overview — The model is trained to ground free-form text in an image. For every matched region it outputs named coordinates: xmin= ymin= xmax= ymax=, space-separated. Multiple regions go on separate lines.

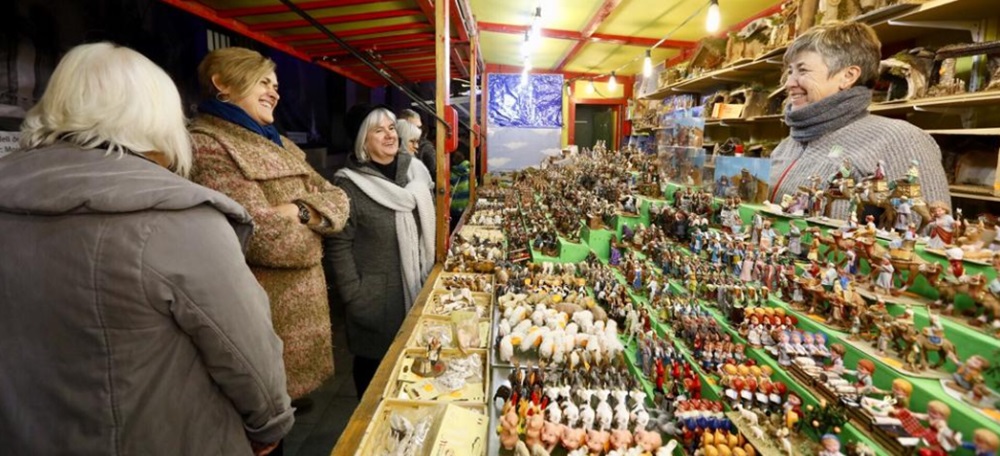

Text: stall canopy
xmin=161 ymin=0 xmax=481 ymax=87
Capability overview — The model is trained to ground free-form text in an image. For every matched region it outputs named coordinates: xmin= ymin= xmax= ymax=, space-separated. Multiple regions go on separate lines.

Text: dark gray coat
xmin=325 ymin=153 xmax=422 ymax=360
xmin=0 ymin=144 xmax=293 ymax=455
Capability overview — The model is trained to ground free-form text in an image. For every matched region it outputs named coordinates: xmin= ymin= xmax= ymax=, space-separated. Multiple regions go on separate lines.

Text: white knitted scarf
xmin=336 ymin=159 xmax=435 ymax=311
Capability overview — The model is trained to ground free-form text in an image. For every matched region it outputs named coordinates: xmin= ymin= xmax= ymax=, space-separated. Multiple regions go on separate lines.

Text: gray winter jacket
xmin=0 ymin=143 xmax=293 ymax=455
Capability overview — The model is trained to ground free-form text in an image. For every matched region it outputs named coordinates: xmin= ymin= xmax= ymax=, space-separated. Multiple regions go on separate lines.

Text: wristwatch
xmin=295 ymin=201 xmax=311 ymax=224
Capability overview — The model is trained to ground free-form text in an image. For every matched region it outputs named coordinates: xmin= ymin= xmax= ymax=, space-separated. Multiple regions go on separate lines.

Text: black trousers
xmin=353 ymin=356 xmax=382 ymax=399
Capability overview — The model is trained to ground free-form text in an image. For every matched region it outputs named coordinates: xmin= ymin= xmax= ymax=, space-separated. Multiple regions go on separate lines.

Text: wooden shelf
xmin=643 ymin=49 xmax=786 ymax=100
xmin=869 ymin=0 xmax=987 ymax=44
xmin=705 ymin=114 xmax=786 ymax=127
xmin=869 ymin=90 xmax=1000 ymax=114
xmin=950 ymin=184 xmax=1000 ymax=201
xmin=925 ymin=127 xmax=1000 ymax=136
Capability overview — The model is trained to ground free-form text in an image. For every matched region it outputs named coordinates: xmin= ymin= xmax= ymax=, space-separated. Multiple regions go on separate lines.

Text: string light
xmin=706 ymin=0 xmax=721 ymax=33
xmin=643 ymin=49 xmax=653 ymax=78
xmin=608 ymin=71 xmax=617 ymax=91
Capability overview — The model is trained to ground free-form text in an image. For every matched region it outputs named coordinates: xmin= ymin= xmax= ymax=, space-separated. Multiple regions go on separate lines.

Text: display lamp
xmin=643 ymin=49 xmax=653 ymax=78
xmin=608 ymin=72 xmax=617 ymax=92
xmin=521 ymin=31 xmax=534 ymax=56
xmin=530 ymin=7 xmax=543 ymax=43
xmin=706 ymin=0 xmax=721 ymax=33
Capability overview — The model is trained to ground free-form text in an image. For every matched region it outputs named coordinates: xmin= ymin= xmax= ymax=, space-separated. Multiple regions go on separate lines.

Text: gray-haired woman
xmin=768 ymin=21 xmax=949 ymax=221
xmin=324 ymin=103 xmax=435 ymax=397
xmin=0 ymin=42 xmax=291 ymax=456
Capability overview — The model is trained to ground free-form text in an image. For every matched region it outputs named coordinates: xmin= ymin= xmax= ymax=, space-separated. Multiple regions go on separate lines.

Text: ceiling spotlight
xmin=643 ymin=49 xmax=653 ymax=78
xmin=706 ymin=0 xmax=721 ymax=33
xmin=588 ymin=80 xmax=595 ymax=94
xmin=608 ymin=72 xmax=617 ymax=91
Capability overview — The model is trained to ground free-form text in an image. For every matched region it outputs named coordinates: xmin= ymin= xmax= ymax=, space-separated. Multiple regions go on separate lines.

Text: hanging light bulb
xmin=587 ymin=79 xmax=595 ymax=94
xmin=706 ymin=0 xmax=721 ymax=33
xmin=520 ymin=68 xmax=529 ymax=87
xmin=608 ymin=72 xmax=617 ymax=92
xmin=565 ymin=83 xmax=572 ymax=97
xmin=521 ymin=31 xmax=532 ymax=56
xmin=530 ymin=7 xmax=543 ymax=43
xmin=523 ymin=57 xmax=532 ymax=72
xmin=643 ymin=49 xmax=653 ymax=78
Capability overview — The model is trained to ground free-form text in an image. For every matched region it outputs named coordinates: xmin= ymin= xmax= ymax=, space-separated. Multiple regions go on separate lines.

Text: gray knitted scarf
xmin=785 ymin=86 xmax=871 ymax=143
xmin=336 ymin=159 xmax=435 ymax=311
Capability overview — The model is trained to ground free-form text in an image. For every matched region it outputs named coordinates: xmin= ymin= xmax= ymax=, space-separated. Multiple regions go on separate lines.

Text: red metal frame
xmin=555 ymin=0 xmax=623 ymax=71
xmin=159 ymin=0 xmax=379 ymax=86
xmin=273 ymin=22 xmax=431 ymax=43
xmin=478 ymin=22 xmax=694 ymax=49
xmin=249 ymin=9 xmax=423 ymax=32
xmin=298 ymin=33 xmax=433 ymax=53
xmin=216 ymin=0 xmax=394 ymax=18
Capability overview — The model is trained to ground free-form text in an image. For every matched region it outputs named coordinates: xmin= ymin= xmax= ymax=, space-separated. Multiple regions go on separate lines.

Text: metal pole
xmin=278 ymin=0 xmax=451 ymax=132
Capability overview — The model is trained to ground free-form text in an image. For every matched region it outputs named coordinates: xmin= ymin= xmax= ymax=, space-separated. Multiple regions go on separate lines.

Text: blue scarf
xmin=198 ymin=99 xmax=283 ymax=147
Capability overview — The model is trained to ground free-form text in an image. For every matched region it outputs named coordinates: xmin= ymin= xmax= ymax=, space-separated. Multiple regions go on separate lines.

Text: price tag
xmin=725 ymin=389 xmax=738 ymax=400
xmin=770 ymin=393 xmax=783 ymax=404
xmin=741 ymin=390 xmax=753 ymax=400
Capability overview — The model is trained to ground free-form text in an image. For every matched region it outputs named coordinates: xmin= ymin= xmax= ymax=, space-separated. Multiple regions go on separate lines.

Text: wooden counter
xmin=330 ymin=264 xmax=443 ymax=456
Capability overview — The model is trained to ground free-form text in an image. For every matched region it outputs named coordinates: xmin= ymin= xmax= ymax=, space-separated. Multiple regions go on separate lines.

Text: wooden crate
xmin=356 ymin=399 xmax=488 ymax=456
xmin=384 ymin=348 xmax=489 ymax=403
xmin=406 ymin=316 xmax=491 ymax=351
xmin=423 ymin=289 xmax=492 ymax=319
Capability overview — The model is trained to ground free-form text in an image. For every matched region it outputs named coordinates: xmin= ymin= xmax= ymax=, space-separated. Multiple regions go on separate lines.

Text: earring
xmin=216 ymin=92 xmax=230 ymax=102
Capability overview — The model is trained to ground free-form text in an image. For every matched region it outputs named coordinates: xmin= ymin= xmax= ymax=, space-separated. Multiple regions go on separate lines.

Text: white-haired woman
xmin=188 ymin=47 xmax=350 ymax=406
xmin=324 ymin=103 xmax=435 ymax=397
xmin=0 ymin=42 xmax=292 ymax=455
xmin=396 ymin=118 xmax=422 ymax=155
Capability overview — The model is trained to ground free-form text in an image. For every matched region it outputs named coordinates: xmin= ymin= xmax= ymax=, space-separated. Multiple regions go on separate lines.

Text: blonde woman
xmin=0 ymin=42 xmax=291 ymax=455
xmin=188 ymin=47 xmax=350 ymax=405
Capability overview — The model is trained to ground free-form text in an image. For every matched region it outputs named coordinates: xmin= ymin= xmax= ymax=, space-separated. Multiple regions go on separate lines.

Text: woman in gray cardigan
xmin=768 ymin=22 xmax=949 ymax=221
xmin=325 ymin=104 xmax=435 ymax=398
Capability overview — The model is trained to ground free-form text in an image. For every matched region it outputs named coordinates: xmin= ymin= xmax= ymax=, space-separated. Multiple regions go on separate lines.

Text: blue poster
xmin=487 ymin=73 xmax=563 ymax=128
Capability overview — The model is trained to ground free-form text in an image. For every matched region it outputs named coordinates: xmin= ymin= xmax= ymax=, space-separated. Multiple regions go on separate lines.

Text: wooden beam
xmin=272 ymin=22 xmax=431 ymax=43
xmin=158 ymin=0 xmax=379 ymax=86
xmin=216 ymin=0 xmax=392 ymax=18
xmin=477 ymin=22 xmax=695 ymax=48
xmin=436 ymin=0 xmax=451 ymax=261
xmin=555 ymin=0 xmax=624 ymax=71
xmin=249 ymin=9 xmax=423 ymax=32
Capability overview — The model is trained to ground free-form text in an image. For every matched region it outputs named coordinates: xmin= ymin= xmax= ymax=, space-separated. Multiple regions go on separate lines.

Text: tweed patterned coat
xmin=189 ymin=115 xmax=349 ymax=398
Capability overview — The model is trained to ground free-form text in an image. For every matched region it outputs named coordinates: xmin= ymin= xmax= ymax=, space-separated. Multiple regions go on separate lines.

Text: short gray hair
xmin=784 ymin=22 xmax=881 ymax=88
xmin=354 ymin=108 xmax=396 ymax=163
xmin=395 ymin=119 xmax=421 ymax=153
xmin=20 ymin=42 xmax=192 ymax=176
xmin=398 ymin=108 xmax=420 ymax=122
